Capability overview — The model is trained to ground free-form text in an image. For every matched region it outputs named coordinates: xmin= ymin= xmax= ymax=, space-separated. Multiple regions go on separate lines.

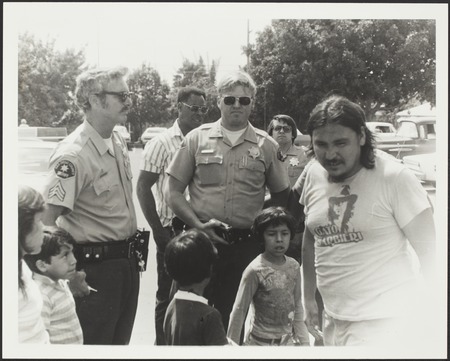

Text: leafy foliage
xmin=248 ymin=20 xmax=436 ymax=132
xmin=127 ymin=63 xmax=172 ymax=141
xmin=18 ymin=32 xmax=87 ymax=133
xmin=171 ymin=57 xmax=221 ymax=123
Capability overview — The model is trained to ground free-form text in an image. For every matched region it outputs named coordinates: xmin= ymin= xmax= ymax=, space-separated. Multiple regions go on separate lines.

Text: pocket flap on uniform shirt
xmin=93 ymin=176 xmax=110 ymax=195
xmin=239 ymin=158 xmax=265 ymax=172
xmin=195 ymin=155 xmax=223 ymax=166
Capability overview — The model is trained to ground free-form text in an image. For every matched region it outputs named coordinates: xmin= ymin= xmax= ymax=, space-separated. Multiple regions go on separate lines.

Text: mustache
xmin=325 ymin=159 xmax=341 ymax=166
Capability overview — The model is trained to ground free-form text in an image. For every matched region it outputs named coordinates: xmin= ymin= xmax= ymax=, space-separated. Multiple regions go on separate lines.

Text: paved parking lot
xmin=128 ymin=148 xmax=157 ymax=345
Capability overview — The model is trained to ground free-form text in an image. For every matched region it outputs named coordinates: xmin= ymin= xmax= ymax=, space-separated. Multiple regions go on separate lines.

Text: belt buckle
xmin=81 ymin=245 xmax=103 ymax=262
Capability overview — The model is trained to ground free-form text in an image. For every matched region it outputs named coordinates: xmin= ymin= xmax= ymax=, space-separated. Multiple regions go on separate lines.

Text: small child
xmin=24 ymin=226 xmax=83 ymax=344
xmin=163 ymin=229 xmax=229 ymax=345
xmin=227 ymin=207 xmax=310 ymax=346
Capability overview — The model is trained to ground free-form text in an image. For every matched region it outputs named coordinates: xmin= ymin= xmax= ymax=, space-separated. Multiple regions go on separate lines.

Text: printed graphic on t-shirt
xmin=314 ymin=185 xmax=363 ymax=247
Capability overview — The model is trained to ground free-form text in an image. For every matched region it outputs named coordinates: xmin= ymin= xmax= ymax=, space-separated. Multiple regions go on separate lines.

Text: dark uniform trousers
xmin=154 ymin=226 xmax=176 ymax=345
xmin=204 ymin=235 xmax=262 ymax=331
xmin=75 ymin=257 xmax=140 ymax=345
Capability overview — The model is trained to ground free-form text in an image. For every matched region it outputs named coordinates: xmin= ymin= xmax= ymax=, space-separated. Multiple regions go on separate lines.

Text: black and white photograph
xmin=3 ymin=2 xmax=448 ymax=359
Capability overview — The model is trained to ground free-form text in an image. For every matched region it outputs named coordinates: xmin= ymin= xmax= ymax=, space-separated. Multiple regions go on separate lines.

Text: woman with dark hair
xmin=267 ymin=114 xmax=309 ymax=187
xmin=18 ymin=185 xmax=49 ymax=343
xmin=267 ymin=114 xmax=310 ymax=265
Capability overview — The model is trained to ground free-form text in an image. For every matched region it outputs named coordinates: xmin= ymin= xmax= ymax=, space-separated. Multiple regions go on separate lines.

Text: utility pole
xmin=247 ymin=19 xmax=251 ymax=69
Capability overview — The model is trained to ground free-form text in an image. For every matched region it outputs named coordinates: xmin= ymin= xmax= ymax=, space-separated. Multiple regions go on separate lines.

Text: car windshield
xmin=19 ymin=144 xmax=55 ymax=173
xmin=396 ymin=121 xmax=418 ymax=138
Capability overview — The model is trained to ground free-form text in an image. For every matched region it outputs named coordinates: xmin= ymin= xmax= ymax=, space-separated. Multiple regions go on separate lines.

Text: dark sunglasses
xmin=273 ymin=125 xmax=292 ymax=132
xmin=181 ymin=102 xmax=208 ymax=114
xmin=95 ymin=91 xmax=134 ymax=102
xmin=223 ymin=96 xmax=252 ymax=106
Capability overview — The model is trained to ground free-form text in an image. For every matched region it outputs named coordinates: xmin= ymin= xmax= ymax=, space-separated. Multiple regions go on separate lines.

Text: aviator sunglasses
xmin=95 ymin=91 xmax=134 ymax=103
xmin=181 ymin=102 xmax=208 ymax=114
xmin=222 ymin=96 xmax=252 ymax=106
xmin=273 ymin=125 xmax=292 ymax=132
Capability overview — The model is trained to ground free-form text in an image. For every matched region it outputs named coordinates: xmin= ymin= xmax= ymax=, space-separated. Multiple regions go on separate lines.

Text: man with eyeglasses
xmin=165 ymin=70 xmax=290 ymax=338
xmin=42 ymin=67 xmax=140 ymax=344
xmin=137 ymin=86 xmax=207 ymax=345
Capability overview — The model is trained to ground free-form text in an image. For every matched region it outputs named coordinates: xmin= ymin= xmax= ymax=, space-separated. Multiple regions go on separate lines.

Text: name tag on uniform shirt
xmin=201 ymin=149 xmax=214 ymax=154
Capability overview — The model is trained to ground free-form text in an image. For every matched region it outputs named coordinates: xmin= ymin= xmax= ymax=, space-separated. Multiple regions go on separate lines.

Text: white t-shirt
xmin=300 ymin=155 xmax=430 ymax=321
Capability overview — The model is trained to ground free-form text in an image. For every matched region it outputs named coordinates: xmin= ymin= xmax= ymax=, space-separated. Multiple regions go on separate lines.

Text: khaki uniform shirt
xmin=284 ymin=145 xmax=310 ymax=187
xmin=167 ymin=119 xmax=289 ymax=229
xmin=44 ymin=120 xmax=137 ymax=242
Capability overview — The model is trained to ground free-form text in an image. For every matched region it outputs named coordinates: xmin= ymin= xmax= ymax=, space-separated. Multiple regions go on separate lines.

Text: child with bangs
xmin=24 ymin=226 xmax=83 ymax=344
xmin=227 ymin=207 xmax=311 ymax=346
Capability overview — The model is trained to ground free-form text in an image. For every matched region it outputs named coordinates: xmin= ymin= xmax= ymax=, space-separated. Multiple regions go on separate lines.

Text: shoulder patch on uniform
xmin=54 ymin=160 xmax=76 ymax=179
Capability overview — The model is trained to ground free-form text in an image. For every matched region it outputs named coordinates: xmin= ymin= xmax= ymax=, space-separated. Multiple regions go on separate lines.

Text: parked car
xmin=294 ymin=129 xmax=311 ymax=148
xmin=367 ymin=121 xmax=397 ymax=143
xmin=141 ymin=127 xmax=167 ymax=145
xmin=18 ymin=138 xmax=58 ymax=193
xmin=18 ymin=126 xmax=67 ymax=142
xmin=113 ymin=125 xmax=132 ymax=150
xmin=402 ymin=152 xmax=436 ymax=189
xmin=375 ymin=116 xmax=436 ymax=159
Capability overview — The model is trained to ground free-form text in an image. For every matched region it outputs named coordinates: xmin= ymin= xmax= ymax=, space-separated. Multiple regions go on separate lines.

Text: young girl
xmin=18 ymin=185 xmax=49 ymax=343
xmin=227 ymin=207 xmax=310 ymax=346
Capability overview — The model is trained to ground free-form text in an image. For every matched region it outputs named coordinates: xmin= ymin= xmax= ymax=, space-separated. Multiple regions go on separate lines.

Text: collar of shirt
xmin=173 ymin=119 xmax=184 ymax=139
xmin=82 ymin=120 xmax=110 ymax=156
xmin=209 ymin=119 xmax=258 ymax=144
xmin=174 ymin=290 xmax=208 ymax=305
xmin=32 ymin=272 xmax=69 ymax=290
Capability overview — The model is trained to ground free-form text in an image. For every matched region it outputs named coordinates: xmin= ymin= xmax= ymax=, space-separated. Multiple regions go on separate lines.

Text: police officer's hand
xmin=200 ymin=219 xmax=230 ymax=247
xmin=153 ymin=227 xmax=171 ymax=252
xmin=68 ymin=270 xmax=90 ymax=297
xmin=304 ymin=299 xmax=323 ymax=343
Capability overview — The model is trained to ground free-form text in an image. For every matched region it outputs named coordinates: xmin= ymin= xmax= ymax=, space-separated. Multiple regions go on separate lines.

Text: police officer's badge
xmin=289 ymin=158 xmax=300 ymax=167
xmin=248 ymin=146 xmax=260 ymax=160
xmin=54 ymin=160 xmax=75 ymax=179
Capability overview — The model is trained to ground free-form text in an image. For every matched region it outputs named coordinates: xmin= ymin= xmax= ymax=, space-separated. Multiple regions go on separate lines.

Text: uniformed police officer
xmin=165 ymin=70 xmax=290 ymax=333
xmin=267 ymin=114 xmax=310 ymax=264
xmin=42 ymin=67 xmax=139 ymax=345
xmin=137 ymin=86 xmax=207 ymax=345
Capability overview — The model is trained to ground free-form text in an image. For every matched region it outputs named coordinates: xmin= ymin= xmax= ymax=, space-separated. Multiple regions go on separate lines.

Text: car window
xmin=378 ymin=126 xmax=394 ymax=133
xmin=426 ymin=124 xmax=436 ymax=139
xmin=397 ymin=121 xmax=418 ymax=138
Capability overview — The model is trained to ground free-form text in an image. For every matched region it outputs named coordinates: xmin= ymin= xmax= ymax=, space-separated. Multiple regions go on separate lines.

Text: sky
xmin=9 ymin=3 xmax=275 ymax=83
xmin=3 ymin=2 xmax=449 ymax=359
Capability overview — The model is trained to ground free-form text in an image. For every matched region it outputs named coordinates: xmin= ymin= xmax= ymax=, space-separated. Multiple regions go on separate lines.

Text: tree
xmin=127 ymin=63 xmax=173 ymax=141
xmin=248 ymin=20 xmax=436 ymax=131
xmin=171 ymin=57 xmax=221 ymax=123
xmin=18 ymin=32 xmax=87 ymax=133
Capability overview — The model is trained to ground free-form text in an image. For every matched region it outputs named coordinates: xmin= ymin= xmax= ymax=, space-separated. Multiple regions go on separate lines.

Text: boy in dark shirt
xmin=163 ymin=229 xmax=229 ymax=345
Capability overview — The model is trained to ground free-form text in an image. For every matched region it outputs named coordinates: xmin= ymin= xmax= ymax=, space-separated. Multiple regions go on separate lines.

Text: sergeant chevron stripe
xmin=48 ymin=181 xmax=66 ymax=202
